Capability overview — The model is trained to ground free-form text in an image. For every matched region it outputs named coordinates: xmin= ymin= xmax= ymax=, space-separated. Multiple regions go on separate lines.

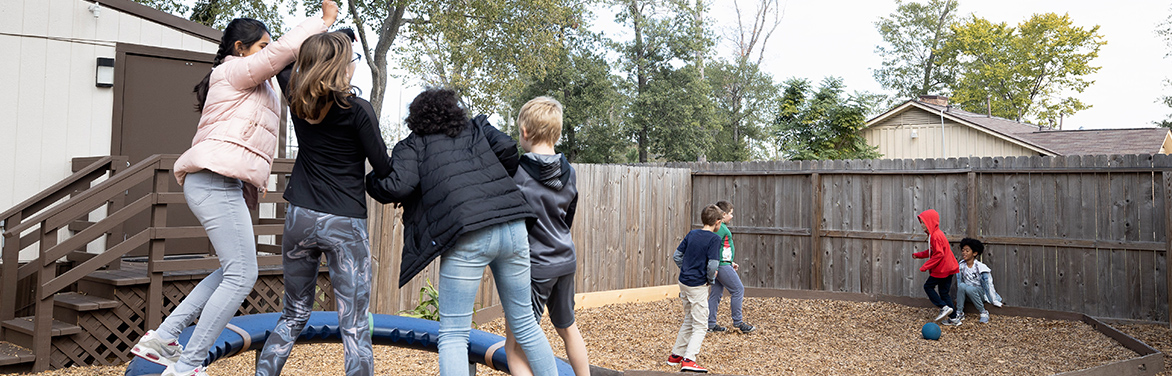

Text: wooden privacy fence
xmin=367 ymin=164 xmax=692 ymax=315
xmin=672 ymin=154 xmax=1170 ymax=323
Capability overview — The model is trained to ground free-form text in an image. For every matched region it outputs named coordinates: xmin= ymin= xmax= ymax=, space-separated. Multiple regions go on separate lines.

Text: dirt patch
xmin=18 ymin=297 xmax=1167 ymax=375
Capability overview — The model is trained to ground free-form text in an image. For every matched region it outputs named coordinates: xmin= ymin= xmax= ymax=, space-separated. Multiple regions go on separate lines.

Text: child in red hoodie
xmin=912 ymin=209 xmax=960 ymax=322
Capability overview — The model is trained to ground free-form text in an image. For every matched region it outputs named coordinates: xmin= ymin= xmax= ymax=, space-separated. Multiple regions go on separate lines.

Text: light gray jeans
xmin=156 ymin=170 xmax=259 ymax=368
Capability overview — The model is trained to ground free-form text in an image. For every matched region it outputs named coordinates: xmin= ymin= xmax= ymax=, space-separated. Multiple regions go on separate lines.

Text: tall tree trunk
xmin=349 ymin=2 xmax=407 ymax=121
xmin=920 ymin=0 xmax=954 ymax=96
xmin=631 ymin=1 xmax=648 ymax=163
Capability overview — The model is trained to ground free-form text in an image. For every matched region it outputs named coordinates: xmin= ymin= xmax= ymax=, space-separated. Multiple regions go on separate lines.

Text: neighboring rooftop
xmin=883 ymin=98 xmax=1172 ymax=156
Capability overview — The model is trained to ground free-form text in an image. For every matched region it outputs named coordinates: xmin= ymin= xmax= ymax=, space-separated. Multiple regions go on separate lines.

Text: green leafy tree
xmin=873 ymin=0 xmax=959 ymax=102
xmin=287 ymin=0 xmax=585 ymax=118
xmin=130 ymin=0 xmax=287 ymax=31
xmin=1156 ymin=7 xmax=1172 ymax=128
xmin=393 ymin=0 xmax=585 ymax=114
xmin=706 ymin=61 xmax=776 ymax=161
xmin=940 ymin=13 xmax=1105 ymax=123
xmin=706 ymin=0 xmax=782 ymax=161
xmin=773 ymin=77 xmax=881 ymax=161
xmin=611 ymin=0 xmax=715 ymax=162
xmin=642 ymin=64 xmax=718 ymax=162
xmin=510 ymin=31 xmax=632 ymax=163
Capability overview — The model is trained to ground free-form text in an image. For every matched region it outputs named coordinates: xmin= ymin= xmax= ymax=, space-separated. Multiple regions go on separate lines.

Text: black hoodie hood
xmin=519 ymin=153 xmax=571 ymax=190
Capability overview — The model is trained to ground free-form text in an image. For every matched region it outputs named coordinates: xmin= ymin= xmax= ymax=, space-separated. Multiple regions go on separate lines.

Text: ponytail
xmin=193 ymin=18 xmax=269 ymax=112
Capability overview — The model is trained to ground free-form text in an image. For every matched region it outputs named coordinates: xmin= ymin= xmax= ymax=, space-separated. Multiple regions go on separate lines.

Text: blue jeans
xmin=255 ymin=205 xmax=373 ymax=376
xmin=923 ymin=275 xmax=956 ymax=314
xmin=707 ymin=264 xmax=744 ymax=328
xmin=437 ymin=220 xmax=556 ymax=376
xmin=157 ymin=170 xmax=259 ymax=368
xmin=956 ymin=282 xmax=987 ymax=314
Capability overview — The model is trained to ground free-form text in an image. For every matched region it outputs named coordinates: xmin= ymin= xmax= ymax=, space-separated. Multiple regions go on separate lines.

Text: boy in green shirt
xmin=707 ymin=201 xmax=755 ymax=333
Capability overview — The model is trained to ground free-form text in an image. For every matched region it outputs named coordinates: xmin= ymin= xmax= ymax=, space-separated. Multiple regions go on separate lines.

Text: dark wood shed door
xmin=113 ymin=46 xmax=214 ymax=256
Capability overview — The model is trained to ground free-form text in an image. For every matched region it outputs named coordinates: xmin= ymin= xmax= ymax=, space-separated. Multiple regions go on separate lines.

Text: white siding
xmin=864 ymin=114 xmax=1041 ymax=159
xmin=0 ymin=0 xmax=217 ymax=213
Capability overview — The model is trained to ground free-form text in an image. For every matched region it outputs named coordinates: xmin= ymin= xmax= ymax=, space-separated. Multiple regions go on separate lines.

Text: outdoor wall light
xmin=96 ymin=58 xmax=114 ymax=88
xmin=910 ymin=129 xmax=918 ymax=139
xmin=88 ymin=2 xmax=101 ymax=18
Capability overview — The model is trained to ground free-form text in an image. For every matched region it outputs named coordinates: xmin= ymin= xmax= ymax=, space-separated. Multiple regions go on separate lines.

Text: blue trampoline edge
xmin=124 ymin=311 xmax=573 ymax=375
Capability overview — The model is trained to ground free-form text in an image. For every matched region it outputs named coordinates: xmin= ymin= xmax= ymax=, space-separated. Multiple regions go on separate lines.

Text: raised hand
xmin=321 ymin=0 xmax=339 ymax=25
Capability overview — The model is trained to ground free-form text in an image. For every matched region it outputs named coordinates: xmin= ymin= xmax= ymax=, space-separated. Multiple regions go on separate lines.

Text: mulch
xmin=17 ymin=297 xmax=1172 ymax=375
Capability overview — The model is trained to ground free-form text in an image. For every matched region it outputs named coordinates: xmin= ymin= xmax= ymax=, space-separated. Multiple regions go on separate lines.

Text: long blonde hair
xmin=289 ymin=32 xmax=355 ymax=120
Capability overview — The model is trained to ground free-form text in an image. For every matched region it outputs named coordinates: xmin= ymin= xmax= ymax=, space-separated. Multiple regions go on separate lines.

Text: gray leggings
xmin=157 ymin=170 xmax=259 ymax=368
xmin=255 ymin=205 xmax=373 ymax=376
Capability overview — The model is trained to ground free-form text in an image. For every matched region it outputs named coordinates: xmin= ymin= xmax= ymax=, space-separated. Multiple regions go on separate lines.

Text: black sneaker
xmin=734 ymin=322 xmax=756 ymax=333
xmin=707 ymin=325 xmax=727 ymax=333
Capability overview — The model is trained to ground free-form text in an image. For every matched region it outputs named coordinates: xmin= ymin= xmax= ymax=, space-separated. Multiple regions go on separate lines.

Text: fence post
xmin=1164 ymin=172 xmax=1171 ymax=328
xmin=967 ymin=172 xmax=977 ymax=238
xmin=811 ymin=172 xmax=823 ymax=291
xmin=146 ymin=166 xmax=169 ymax=329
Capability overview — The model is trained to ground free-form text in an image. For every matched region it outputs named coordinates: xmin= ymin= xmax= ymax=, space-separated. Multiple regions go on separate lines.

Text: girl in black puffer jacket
xmin=367 ymin=88 xmax=557 ymax=376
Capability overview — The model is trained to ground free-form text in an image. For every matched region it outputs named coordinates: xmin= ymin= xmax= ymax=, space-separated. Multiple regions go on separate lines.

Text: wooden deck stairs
xmin=0 ymin=155 xmax=304 ymax=372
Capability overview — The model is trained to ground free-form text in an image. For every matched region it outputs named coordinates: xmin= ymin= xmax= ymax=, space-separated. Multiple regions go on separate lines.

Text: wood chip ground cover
xmin=19 ymin=297 xmax=1169 ymax=375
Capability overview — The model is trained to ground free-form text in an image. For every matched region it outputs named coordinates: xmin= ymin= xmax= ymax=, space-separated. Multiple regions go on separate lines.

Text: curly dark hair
xmin=406 ymin=88 xmax=467 ymax=137
xmin=959 ymin=237 xmax=984 ymax=256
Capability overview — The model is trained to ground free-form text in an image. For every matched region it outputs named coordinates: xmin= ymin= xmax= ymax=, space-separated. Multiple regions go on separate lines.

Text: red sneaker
xmin=681 ymin=359 xmax=708 ymax=373
xmin=666 ymin=354 xmax=683 ymax=366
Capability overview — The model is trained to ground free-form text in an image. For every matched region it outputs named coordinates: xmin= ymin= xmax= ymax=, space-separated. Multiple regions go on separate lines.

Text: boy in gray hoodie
xmin=505 ymin=96 xmax=590 ymax=376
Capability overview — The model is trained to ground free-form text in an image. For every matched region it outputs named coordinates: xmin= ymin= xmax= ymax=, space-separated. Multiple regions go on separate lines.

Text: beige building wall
xmin=863 ymin=108 xmax=1041 ymax=159
xmin=0 ymin=0 xmax=217 ymax=210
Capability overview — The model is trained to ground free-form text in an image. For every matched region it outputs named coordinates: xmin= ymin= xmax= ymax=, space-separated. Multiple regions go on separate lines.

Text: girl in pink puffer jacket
xmin=129 ymin=2 xmax=337 ymax=376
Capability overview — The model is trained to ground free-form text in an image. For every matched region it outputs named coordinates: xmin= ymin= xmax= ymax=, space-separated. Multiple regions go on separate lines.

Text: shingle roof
xmin=1017 ymin=128 xmax=1171 ymax=156
xmin=900 ymin=100 xmax=1170 ymax=156
xmin=914 ymin=101 xmax=1057 ymax=154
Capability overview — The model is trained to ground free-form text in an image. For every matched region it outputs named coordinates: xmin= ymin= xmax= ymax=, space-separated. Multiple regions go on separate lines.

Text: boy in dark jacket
xmin=666 ymin=205 xmax=724 ymax=373
xmin=366 ymin=88 xmax=556 ymax=376
xmin=912 ymin=209 xmax=960 ymax=322
xmin=504 ymin=97 xmax=589 ymax=376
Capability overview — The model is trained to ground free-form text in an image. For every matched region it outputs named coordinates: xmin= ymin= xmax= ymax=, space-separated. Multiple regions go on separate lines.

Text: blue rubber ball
xmin=922 ymin=322 xmax=941 ymax=340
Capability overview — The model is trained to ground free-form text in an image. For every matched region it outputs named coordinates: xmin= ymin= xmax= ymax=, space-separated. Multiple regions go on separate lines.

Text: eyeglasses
xmin=352 ymin=52 xmax=362 ymax=62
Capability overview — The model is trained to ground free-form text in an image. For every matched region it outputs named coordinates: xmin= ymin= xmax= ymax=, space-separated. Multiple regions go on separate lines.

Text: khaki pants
xmin=671 ymin=282 xmax=710 ymax=360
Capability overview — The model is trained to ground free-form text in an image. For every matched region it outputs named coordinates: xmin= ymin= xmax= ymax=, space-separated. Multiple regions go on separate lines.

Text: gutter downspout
xmin=940 ymin=107 xmax=947 ymax=158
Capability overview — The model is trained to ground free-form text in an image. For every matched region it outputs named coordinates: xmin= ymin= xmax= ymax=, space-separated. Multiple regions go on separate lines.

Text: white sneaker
xmin=942 ymin=312 xmax=964 ymax=326
xmin=979 ymin=312 xmax=990 ymax=323
xmin=131 ymin=330 xmax=182 ymax=366
xmin=161 ymin=364 xmax=207 ymax=376
xmin=933 ymin=306 xmax=954 ymax=321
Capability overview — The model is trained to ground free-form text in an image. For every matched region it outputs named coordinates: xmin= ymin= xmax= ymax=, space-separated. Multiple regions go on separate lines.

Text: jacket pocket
xmin=239 ymin=121 xmax=260 ymax=141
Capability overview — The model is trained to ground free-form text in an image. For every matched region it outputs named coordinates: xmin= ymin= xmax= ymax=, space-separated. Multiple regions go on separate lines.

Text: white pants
xmin=672 ymin=282 xmax=710 ymax=360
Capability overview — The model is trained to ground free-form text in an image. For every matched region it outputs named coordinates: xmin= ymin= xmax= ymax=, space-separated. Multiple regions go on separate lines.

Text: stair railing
xmin=0 ymin=154 xmax=292 ymax=371
xmin=0 ymin=156 xmax=127 ymax=323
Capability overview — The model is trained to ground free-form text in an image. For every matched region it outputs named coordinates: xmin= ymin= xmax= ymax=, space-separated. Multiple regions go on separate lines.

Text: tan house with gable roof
xmin=862 ymin=96 xmax=1172 ymax=159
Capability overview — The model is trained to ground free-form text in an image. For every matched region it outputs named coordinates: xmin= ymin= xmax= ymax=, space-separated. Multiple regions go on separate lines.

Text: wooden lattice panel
xmin=49 ymin=309 xmax=137 ymax=368
xmin=48 ymin=271 xmax=334 ymax=369
xmin=315 ymin=274 xmax=336 ymax=311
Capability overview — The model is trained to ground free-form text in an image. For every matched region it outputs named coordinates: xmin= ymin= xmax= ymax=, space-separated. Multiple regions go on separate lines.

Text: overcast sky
xmin=345 ymin=1 xmax=1172 ymax=131
xmin=719 ymin=0 xmax=1172 ymax=129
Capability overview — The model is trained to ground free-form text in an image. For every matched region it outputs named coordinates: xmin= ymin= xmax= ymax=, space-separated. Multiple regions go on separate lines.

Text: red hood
xmin=918 ymin=209 xmax=940 ymax=233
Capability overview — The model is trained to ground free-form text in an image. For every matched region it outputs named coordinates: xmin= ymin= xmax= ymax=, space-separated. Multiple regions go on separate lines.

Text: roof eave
xmin=867 ymin=100 xmax=1058 ymax=155
xmin=86 ymin=0 xmax=221 ymax=43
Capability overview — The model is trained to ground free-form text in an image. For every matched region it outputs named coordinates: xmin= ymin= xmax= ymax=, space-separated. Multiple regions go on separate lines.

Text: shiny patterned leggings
xmin=255 ymin=205 xmax=373 ymax=376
